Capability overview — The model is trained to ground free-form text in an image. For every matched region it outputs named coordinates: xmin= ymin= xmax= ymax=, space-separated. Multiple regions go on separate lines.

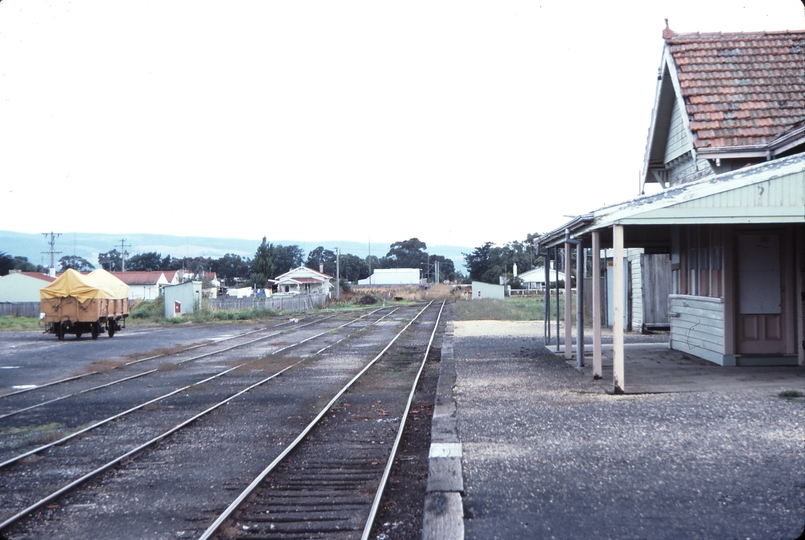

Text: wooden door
xmin=641 ymin=253 xmax=671 ymax=328
xmin=736 ymin=232 xmax=786 ymax=354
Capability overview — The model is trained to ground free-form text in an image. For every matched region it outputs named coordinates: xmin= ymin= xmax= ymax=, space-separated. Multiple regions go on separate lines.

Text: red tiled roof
xmin=108 ymin=271 xmax=165 ymax=286
xmin=19 ymin=272 xmax=56 ymax=283
xmin=665 ymin=30 xmax=805 ymax=149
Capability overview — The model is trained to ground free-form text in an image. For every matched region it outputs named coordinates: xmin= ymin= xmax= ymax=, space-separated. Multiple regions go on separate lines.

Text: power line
xmin=41 ymin=232 xmax=62 ymax=273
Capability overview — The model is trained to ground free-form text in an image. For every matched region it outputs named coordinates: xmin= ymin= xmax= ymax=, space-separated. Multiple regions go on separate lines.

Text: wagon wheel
xmin=108 ymin=321 xmax=116 ymax=338
xmin=91 ymin=323 xmax=100 ymax=340
xmin=56 ymin=323 xmax=64 ymax=341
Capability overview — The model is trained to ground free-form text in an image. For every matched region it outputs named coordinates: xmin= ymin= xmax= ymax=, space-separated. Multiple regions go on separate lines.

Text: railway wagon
xmin=40 ymin=268 xmax=130 ymax=340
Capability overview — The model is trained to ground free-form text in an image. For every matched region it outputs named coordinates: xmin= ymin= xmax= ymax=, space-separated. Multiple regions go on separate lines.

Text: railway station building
xmin=536 ymin=27 xmax=805 ymax=392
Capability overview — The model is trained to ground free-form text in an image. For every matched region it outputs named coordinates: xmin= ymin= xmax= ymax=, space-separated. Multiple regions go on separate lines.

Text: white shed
xmin=358 ymin=268 xmax=420 ymax=285
xmin=163 ymin=281 xmax=202 ymax=317
xmin=471 ymin=281 xmax=505 ymax=300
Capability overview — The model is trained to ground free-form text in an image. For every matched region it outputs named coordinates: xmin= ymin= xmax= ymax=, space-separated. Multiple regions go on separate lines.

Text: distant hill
xmin=0 ymin=231 xmax=470 ymax=275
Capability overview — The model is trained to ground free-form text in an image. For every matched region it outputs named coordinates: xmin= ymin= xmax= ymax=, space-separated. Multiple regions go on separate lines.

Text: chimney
xmin=662 ymin=19 xmax=675 ymax=40
xmin=319 ymin=263 xmax=324 ymax=273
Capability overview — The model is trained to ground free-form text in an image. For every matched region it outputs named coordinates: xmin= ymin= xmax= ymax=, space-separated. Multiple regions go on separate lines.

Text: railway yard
xmin=0 ymin=303 xmax=445 ymax=539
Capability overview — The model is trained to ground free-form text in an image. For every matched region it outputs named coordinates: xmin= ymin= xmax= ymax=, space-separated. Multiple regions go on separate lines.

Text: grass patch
xmin=0 ymin=422 xmax=68 ymax=449
xmin=778 ymin=390 xmax=804 ymax=400
xmin=454 ymin=295 xmax=572 ymax=321
xmin=0 ymin=317 xmax=43 ymax=331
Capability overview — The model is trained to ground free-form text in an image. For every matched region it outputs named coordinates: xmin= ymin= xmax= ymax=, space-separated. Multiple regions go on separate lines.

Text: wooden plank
xmin=422 ymin=492 xmax=464 ymax=540
xmin=671 ymin=331 xmax=724 ymax=351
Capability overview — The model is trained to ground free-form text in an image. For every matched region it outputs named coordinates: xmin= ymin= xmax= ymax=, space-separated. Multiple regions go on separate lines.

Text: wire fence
xmin=210 ymin=294 xmax=326 ymax=313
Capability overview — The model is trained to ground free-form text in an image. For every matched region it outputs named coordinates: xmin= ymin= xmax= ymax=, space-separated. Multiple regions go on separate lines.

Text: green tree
xmin=98 ymin=249 xmax=123 ymax=271
xmin=463 ymin=242 xmax=494 ymax=281
xmin=168 ymin=256 xmax=213 ymax=276
xmin=339 ymin=253 xmax=370 ymax=282
xmin=212 ymin=253 xmax=251 ymax=284
xmin=127 ymin=252 xmax=164 ymax=271
xmin=380 ymin=238 xmax=429 ymax=270
xmin=59 ymin=255 xmax=95 ymax=272
xmin=481 ymin=265 xmax=504 ymax=284
xmin=12 ymin=256 xmax=40 ymax=273
xmin=273 ymin=245 xmax=305 ymax=274
xmin=0 ymin=252 xmax=14 ymax=276
xmin=306 ymin=246 xmax=336 ymax=276
xmin=250 ymin=237 xmax=275 ymax=288
xmin=464 ymin=234 xmax=543 ymax=283
xmin=365 ymin=255 xmax=380 ymax=275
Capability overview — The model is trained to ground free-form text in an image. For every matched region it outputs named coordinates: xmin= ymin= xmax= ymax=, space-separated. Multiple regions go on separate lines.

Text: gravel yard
xmin=2 ymin=312 xmax=803 ymax=539
xmin=453 ymin=320 xmax=805 ymax=540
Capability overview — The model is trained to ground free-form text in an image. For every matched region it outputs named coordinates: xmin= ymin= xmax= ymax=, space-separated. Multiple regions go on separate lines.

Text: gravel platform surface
xmin=453 ymin=321 xmax=805 ymax=540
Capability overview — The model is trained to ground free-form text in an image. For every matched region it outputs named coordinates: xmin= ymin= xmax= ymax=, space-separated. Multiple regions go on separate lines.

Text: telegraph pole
xmin=42 ymin=232 xmax=62 ymax=275
xmin=118 ymin=239 xmax=132 ymax=272
xmin=335 ymin=247 xmax=340 ymax=300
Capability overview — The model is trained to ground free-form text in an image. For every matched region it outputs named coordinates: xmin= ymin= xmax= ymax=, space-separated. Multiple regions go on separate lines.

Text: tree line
xmin=462 ymin=233 xmax=543 ymax=286
xmin=0 ymin=237 xmax=461 ymax=287
xmin=2 ymin=232 xmax=547 ymax=287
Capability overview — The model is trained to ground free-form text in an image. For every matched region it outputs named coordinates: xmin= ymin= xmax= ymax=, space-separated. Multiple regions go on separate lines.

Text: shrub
xmin=130 ymin=296 xmax=165 ymax=319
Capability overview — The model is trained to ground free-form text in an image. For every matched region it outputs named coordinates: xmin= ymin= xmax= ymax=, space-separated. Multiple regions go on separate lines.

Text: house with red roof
xmin=537 ymin=25 xmax=804 ymax=391
xmin=275 ymin=266 xmax=333 ymax=296
xmin=0 ymin=271 xmax=56 ymax=302
xmin=109 ymin=271 xmax=170 ymax=300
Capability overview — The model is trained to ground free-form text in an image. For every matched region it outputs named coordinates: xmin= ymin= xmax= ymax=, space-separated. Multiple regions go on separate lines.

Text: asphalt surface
xmin=430 ymin=320 xmax=805 ymax=540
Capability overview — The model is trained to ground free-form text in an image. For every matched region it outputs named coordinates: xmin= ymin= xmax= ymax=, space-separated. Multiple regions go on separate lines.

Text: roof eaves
xmin=536 ymin=214 xmax=595 ymax=250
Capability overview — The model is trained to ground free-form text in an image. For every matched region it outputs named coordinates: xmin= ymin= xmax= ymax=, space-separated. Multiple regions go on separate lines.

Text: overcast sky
xmin=1 ymin=0 xmax=803 ymax=250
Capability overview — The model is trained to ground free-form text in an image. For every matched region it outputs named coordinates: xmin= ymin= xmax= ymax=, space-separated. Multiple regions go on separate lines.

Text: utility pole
xmin=335 ymin=247 xmax=340 ymax=300
xmin=42 ymin=232 xmax=62 ymax=276
xmin=118 ymin=239 xmax=132 ymax=272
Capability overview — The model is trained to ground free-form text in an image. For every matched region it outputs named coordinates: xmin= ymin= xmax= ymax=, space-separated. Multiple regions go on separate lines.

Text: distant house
xmin=109 ymin=271 xmax=169 ymax=301
xmin=518 ymin=265 xmax=566 ymax=291
xmin=0 ymin=271 xmax=56 ymax=302
xmin=536 ymin=26 xmax=805 ymax=392
xmin=162 ymin=271 xmax=181 ymax=285
xmin=358 ymin=268 xmax=421 ymax=285
xmin=275 ymin=266 xmax=333 ymax=296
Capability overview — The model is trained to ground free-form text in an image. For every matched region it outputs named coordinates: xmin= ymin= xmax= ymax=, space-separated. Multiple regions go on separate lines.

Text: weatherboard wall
xmin=669 ymin=294 xmax=725 ymax=365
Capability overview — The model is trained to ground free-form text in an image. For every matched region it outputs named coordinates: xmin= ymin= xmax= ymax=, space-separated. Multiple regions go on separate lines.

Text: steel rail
xmin=196 ymin=301 xmax=435 ymax=540
xmin=0 ymin=308 xmax=389 ymax=470
xmin=361 ymin=299 xmax=446 ymax=540
xmin=0 ymin=318 xmax=298 ymax=400
xmin=0 ymin=306 xmax=400 ymax=532
xmin=0 ymin=314 xmax=339 ymax=419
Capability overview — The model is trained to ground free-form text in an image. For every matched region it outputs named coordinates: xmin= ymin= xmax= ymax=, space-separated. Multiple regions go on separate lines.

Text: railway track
xmin=0 ymin=302 xmax=446 ymax=539
xmin=201 ymin=301 xmax=445 ymax=540
xmin=0 ymin=309 xmax=385 ymax=461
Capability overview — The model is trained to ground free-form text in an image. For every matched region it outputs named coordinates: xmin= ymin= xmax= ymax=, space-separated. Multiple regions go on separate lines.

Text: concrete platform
xmin=565 ymin=341 xmax=805 ymax=394
xmin=424 ymin=321 xmax=805 ymax=539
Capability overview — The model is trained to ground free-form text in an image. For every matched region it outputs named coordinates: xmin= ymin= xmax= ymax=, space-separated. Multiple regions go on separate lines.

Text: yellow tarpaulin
xmin=40 ymin=268 xmax=130 ymax=303
xmin=88 ymin=269 xmax=130 ymax=299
